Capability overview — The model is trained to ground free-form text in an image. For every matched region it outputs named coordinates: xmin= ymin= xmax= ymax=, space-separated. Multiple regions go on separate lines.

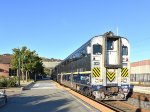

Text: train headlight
xmin=121 ymin=78 xmax=127 ymax=83
xmin=99 ymin=79 xmax=103 ymax=82
xmin=95 ymin=79 xmax=103 ymax=83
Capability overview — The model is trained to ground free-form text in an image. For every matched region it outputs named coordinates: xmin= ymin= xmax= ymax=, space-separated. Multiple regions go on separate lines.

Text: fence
xmin=131 ymin=73 xmax=150 ymax=82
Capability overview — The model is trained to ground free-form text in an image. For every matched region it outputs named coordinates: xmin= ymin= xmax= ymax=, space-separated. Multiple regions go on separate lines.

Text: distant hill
xmin=0 ymin=54 xmax=62 ymax=62
xmin=0 ymin=54 xmax=12 ymax=56
xmin=41 ymin=57 xmax=62 ymax=62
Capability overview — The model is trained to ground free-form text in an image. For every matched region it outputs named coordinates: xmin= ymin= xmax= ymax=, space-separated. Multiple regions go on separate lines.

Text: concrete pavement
xmin=0 ymin=80 xmax=100 ymax=112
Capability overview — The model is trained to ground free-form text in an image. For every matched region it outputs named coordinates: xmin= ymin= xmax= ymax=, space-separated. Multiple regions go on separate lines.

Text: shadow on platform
xmin=0 ymin=91 xmax=75 ymax=112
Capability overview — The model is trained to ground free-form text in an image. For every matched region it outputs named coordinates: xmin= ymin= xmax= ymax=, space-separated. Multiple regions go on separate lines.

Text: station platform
xmin=130 ymin=85 xmax=150 ymax=94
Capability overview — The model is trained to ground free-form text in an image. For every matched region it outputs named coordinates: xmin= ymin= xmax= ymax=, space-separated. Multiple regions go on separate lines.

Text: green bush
xmin=8 ymin=76 xmax=18 ymax=87
xmin=0 ymin=78 xmax=8 ymax=87
xmin=0 ymin=76 xmax=18 ymax=87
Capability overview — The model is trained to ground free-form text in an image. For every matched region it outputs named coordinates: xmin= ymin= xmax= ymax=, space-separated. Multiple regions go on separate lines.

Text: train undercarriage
xmin=72 ymin=83 xmax=130 ymax=100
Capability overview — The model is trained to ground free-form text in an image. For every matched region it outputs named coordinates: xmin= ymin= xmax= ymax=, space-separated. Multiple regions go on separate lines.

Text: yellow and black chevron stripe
xmin=92 ymin=67 xmax=100 ymax=77
xmin=121 ymin=68 xmax=128 ymax=77
xmin=106 ymin=71 xmax=116 ymax=82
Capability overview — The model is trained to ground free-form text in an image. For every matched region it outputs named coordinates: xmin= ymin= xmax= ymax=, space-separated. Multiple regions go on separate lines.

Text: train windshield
xmin=122 ymin=46 xmax=128 ymax=55
xmin=93 ymin=44 xmax=102 ymax=55
xmin=107 ymin=39 xmax=114 ymax=50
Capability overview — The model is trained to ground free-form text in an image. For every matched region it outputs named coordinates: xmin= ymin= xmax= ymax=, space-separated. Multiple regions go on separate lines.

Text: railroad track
xmin=75 ymin=90 xmax=132 ymax=112
xmin=101 ymin=101 xmax=134 ymax=112
xmin=74 ymin=89 xmax=150 ymax=112
xmin=93 ymin=99 xmax=127 ymax=112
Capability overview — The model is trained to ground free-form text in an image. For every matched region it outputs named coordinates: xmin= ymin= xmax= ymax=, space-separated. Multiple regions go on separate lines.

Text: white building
xmin=130 ymin=59 xmax=150 ymax=83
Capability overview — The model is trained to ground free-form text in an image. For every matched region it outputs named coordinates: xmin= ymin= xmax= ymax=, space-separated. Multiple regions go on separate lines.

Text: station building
xmin=130 ymin=59 xmax=150 ymax=84
xmin=0 ymin=54 xmax=12 ymax=77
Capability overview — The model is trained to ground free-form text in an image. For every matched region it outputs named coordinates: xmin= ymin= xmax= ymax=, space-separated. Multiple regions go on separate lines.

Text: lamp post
xmin=18 ymin=49 xmax=21 ymax=87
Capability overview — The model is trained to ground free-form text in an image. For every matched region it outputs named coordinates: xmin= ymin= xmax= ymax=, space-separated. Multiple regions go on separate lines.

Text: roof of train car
xmin=54 ymin=31 xmax=129 ymax=68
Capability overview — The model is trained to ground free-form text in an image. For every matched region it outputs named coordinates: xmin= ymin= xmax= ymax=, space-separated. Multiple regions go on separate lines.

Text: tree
xmin=11 ymin=46 xmax=44 ymax=82
xmin=20 ymin=46 xmax=27 ymax=82
xmin=23 ymin=49 xmax=34 ymax=82
xmin=11 ymin=48 xmax=21 ymax=77
xmin=32 ymin=54 xmax=44 ymax=81
xmin=44 ymin=68 xmax=50 ymax=76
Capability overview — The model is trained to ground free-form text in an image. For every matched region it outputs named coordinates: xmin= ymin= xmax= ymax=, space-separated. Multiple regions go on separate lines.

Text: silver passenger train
xmin=52 ymin=31 xmax=130 ymax=100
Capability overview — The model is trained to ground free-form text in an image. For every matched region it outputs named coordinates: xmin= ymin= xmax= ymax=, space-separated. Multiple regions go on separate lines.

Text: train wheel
xmin=100 ymin=92 xmax=105 ymax=100
xmin=118 ymin=93 xmax=125 ymax=99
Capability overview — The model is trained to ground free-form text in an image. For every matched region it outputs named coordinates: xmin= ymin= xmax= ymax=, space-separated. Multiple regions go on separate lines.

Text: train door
xmin=105 ymin=36 xmax=122 ymax=85
xmin=106 ymin=38 xmax=119 ymax=65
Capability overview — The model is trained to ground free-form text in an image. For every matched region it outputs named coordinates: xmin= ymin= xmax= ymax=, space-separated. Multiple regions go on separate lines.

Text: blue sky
xmin=0 ymin=0 xmax=150 ymax=62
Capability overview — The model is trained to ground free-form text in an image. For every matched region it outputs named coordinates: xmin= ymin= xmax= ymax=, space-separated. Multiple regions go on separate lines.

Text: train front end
xmin=91 ymin=31 xmax=130 ymax=100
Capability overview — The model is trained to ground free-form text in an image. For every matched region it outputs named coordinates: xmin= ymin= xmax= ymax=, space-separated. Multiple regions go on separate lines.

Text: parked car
xmin=0 ymin=90 xmax=7 ymax=107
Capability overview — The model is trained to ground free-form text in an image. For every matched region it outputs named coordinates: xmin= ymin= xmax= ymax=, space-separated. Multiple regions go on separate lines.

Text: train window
xmin=122 ymin=46 xmax=128 ymax=55
xmin=81 ymin=49 xmax=86 ymax=57
xmin=80 ymin=74 xmax=90 ymax=84
xmin=76 ymin=52 xmax=80 ymax=59
xmin=107 ymin=40 xmax=114 ymax=50
xmin=93 ymin=44 xmax=102 ymax=55
xmin=73 ymin=74 xmax=79 ymax=82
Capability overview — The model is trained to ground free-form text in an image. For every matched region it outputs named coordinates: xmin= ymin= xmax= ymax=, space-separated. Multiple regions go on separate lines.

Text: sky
xmin=0 ymin=0 xmax=150 ymax=62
